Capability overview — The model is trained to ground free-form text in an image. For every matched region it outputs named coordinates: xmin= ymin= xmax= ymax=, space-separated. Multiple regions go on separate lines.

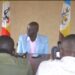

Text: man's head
xmin=0 ymin=36 xmax=15 ymax=55
xmin=27 ymin=21 xmax=39 ymax=41
xmin=60 ymin=34 xmax=75 ymax=57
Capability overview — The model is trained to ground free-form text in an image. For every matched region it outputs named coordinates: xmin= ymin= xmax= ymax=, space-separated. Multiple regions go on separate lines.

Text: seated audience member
xmin=51 ymin=46 xmax=60 ymax=60
xmin=36 ymin=34 xmax=75 ymax=75
xmin=51 ymin=41 xmax=61 ymax=60
xmin=0 ymin=36 xmax=33 ymax=75
xmin=17 ymin=21 xmax=48 ymax=57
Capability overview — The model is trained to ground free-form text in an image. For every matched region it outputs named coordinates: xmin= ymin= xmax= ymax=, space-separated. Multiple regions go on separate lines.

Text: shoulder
xmin=39 ymin=59 xmax=61 ymax=68
xmin=37 ymin=34 xmax=48 ymax=40
xmin=39 ymin=59 xmax=52 ymax=68
xmin=37 ymin=60 xmax=52 ymax=75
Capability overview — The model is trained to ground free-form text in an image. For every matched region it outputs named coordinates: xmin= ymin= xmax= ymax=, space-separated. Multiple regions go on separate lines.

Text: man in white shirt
xmin=36 ymin=34 xmax=75 ymax=75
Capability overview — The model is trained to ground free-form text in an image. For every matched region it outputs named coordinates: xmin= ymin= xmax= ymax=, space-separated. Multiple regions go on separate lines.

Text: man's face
xmin=27 ymin=25 xmax=38 ymax=37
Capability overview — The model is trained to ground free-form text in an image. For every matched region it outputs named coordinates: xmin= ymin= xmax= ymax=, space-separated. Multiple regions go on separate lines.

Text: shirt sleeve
xmin=17 ymin=36 xmax=23 ymax=54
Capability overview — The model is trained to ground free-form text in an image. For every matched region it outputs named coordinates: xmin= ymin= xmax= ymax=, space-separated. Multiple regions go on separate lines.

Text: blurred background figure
xmin=0 ymin=36 xmax=33 ymax=75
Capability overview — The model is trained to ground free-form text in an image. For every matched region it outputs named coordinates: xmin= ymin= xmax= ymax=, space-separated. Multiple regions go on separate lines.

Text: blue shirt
xmin=17 ymin=34 xmax=49 ymax=55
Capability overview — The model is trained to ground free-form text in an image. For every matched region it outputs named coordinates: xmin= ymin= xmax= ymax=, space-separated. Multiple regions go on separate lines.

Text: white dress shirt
xmin=36 ymin=56 xmax=75 ymax=75
xmin=27 ymin=37 xmax=36 ymax=54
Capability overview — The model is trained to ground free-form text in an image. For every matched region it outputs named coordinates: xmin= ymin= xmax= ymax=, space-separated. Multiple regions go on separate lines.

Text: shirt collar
xmin=27 ymin=36 xmax=37 ymax=41
xmin=27 ymin=36 xmax=30 ymax=41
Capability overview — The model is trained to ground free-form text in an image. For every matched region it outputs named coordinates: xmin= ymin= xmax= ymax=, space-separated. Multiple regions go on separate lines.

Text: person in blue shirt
xmin=17 ymin=21 xmax=49 ymax=57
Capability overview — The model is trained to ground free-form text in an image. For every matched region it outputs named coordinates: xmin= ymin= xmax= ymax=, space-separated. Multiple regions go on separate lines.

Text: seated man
xmin=51 ymin=46 xmax=60 ymax=60
xmin=36 ymin=34 xmax=75 ymax=75
xmin=17 ymin=21 xmax=48 ymax=57
xmin=0 ymin=36 xmax=33 ymax=75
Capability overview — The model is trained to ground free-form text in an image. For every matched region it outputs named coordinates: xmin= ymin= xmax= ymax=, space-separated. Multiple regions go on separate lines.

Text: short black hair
xmin=61 ymin=34 xmax=75 ymax=53
xmin=0 ymin=36 xmax=15 ymax=55
xmin=28 ymin=21 xmax=39 ymax=31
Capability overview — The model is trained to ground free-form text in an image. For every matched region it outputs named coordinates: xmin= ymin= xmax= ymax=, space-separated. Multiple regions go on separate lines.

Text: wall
xmin=71 ymin=1 xmax=75 ymax=34
xmin=11 ymin=1 xmax=62 ymax=51
xmin=0 ymin=1 xmax=75 ymax=53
